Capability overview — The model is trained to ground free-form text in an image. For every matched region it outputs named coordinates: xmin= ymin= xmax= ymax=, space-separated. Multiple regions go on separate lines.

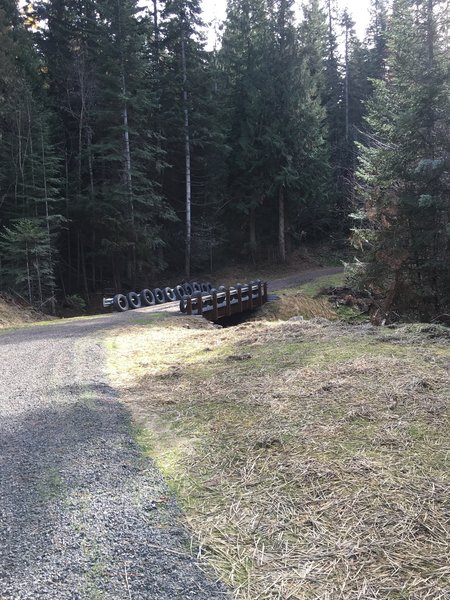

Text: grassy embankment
xmin=106 ymin=274 xmax=450 ymax=599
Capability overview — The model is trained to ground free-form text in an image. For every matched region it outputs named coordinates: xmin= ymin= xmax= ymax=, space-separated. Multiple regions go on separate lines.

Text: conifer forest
xmin=0 ymin=0 xmax=448 ymax=320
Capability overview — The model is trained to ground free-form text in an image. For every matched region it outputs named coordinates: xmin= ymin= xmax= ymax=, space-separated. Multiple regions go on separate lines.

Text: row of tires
xmin=112 ymin=281 xmax=213 ymax=312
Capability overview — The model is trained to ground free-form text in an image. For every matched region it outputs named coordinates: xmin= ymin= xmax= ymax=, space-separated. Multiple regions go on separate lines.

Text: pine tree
xmin=159 ymin=0 xmax=227 ymax=276
xmin=220 ymin=0 xmax=272 ymax=261
xmin=0 ymin=1 xmax=62 ymax=310
xmin=36 ymin=0 xmax=172 ymax=294
xmin=355 ymin=0 xmax=450 ymax=320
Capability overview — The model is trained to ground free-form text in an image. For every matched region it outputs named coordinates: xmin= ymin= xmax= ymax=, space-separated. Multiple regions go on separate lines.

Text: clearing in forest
xmin=107 ymin=284 xmax=450 ymax=599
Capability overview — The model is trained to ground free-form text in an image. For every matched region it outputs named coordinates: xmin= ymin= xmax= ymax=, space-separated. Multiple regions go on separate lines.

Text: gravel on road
xmin=0 ymin=313 xmax=229 ymax=599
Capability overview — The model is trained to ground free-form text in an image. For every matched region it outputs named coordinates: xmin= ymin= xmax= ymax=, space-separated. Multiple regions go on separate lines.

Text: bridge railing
xmin=180 ymin=281 xmax=268 ymax=321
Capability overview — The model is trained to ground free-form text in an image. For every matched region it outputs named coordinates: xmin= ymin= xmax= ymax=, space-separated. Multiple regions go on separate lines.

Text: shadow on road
xmin=1 ymin=381 xmax=228 ymax=599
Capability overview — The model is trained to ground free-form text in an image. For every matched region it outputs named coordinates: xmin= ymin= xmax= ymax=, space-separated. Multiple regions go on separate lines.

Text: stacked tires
xmin=112 ymin=281 xmax=213 ymax=312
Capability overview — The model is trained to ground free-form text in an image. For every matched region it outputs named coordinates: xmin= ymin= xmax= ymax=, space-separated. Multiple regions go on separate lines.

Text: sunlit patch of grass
xmin=107 ymin=316 xmax=450 ymax=599
xmin=293 ymin=271 xmax=346 ymax=297
xmin=256 ymin=272 xmax=346 ymax=322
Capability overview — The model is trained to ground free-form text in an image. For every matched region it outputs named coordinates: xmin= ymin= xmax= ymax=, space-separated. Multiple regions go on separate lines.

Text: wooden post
xmin=263 ymin=282 xmax=268 ymax=303
xmin=212 ymin=291 xmax=218 ymax=321
xmin=187 ymin=296 xmax=192 ymax=315
xmin=226 ymin=288 xmax=231 ymax=316
xmin=258 ymin=281 xmax=263 ymax=306
xmin=197 ymin=294 xmax=203 ymax=316
xmin=237 ymin=287 xmax=243 ymax=313
xmin=248 ymin=283 xmax=253 ymax=310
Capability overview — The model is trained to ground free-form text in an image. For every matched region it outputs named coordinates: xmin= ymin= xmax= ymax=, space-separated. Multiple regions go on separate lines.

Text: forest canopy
xmin=0 ymin=0 xmax=448 ymax=320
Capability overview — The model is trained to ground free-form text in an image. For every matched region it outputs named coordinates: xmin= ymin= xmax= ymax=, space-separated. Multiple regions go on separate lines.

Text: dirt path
xmin=0 ymin=267 xmax=339 ymax=598
xmin=268 ymin=266 xmax=344 ymax=292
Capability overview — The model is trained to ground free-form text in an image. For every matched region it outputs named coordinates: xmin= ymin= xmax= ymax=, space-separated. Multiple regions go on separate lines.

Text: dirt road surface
xmin=0 ymin=268 xmax=339 ymax=598
xmin=0 ymin=312 xmax=228 ymax=599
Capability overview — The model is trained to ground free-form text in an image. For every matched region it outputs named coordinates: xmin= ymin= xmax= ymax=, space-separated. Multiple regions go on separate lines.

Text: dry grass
xmin=257 ymin=294 xmax=337 ymax=321
xmin=0 ymin=293 xmax=55 ymax=328
xmin=107 ymin=316 xmax=450 ymax=599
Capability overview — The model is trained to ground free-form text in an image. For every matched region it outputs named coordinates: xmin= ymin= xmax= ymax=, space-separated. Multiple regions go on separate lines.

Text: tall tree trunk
xmin=181 ymin=28 xmax=192 ymax=279
xmin=80 ymin=236 xmax=90 ymax=303
xmin=116 ymin=0 xmax=136 ymax=285
xmin=249 ymin=206 xmax=256 ymax=263
xmin=152 ymin=0 xmax=160 ymax=67
xmin=121 ymin=73 xmax=134 ymax=224
xmin=25 ymin=242 xmax=32 ymax=304
xmin=41 ymin=126 xmax=56 ymax=314
xmin=344 ymin=21 xmax=349 ymax=143
xmin=87 ymin=126 xmax=96 ymax=290
xmin=65 ymin=150 xmax=72 ymax=292
xmin=279 ymin=185 xmax=286 ymax=262
xmin=121 ymin=71 xmax=136 ymax=285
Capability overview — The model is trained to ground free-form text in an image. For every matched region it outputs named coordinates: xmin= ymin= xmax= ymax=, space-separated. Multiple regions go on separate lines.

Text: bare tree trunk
xmin=249 ymin=206 xmax=256 ymax=263
xmin=121 ymin=73 xmax=137 ymax=285
xmin=86 ymin=126 xmax=96 ymax=289
xmin=80 ymin=237 xmax=90 ymax=304
xmin=35 ymin=250 xmax=43 ymax=306
xmin=181 ymin=27 xmax=192 ymax=279
xmin=152 ymin=0 xmax=160 ymax=66
xmin=41 ymin=126 xmax=56 ymax=314
xmin=278 ymin=186 xmax=286 ymax=262
xmin=25 ymin=242 xmax=32 ymax=304
xmin=65 ymin=151 xmax=72 ymax=292
xmin=121 ymin=73 xmax=134 ymax=224
xmin=344 ymin=21 xmax=349 ymax=143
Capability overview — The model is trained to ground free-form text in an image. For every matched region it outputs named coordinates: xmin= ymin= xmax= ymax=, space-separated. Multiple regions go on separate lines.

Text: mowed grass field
xmin=106 ymin=281 xmax=450 ymax=599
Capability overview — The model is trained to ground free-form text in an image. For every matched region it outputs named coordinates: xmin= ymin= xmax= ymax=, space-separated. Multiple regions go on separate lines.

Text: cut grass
xmin=107 ymin=316 xmax=450 ymax=599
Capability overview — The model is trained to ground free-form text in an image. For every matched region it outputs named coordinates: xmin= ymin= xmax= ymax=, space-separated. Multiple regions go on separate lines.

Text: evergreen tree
xmin=159 ymin=0 xmax=228 ymax=276
xmin=36 ymin=0 xmax=172 ymax=294
xmin=0 ymin=1 xmax=61 ymax=309
xmin=354 ymin=0 xmax=450 ymax=320
xmin=220 ymin=0 xmax=272 ymax=261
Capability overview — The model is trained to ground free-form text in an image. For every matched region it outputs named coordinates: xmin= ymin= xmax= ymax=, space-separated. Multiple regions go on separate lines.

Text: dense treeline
xmin=0 ymin=0 xmax=448 ymax=319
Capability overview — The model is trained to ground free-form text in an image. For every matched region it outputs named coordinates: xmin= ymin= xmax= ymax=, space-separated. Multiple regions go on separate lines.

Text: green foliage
xmin=354 ymin=0 xmax=450 ymax=319
xmin=0 ymin=219 xmax=55 ymax=306
xmin=0 ymin=0 xmax=446 ymax=321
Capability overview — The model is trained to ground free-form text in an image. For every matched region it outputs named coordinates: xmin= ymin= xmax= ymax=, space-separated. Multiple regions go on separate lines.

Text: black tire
xmin=200 ymin=282 xmax=210 ymax=293
xmin=140 ymin=288 xmax=155 ymax=306
xmin=179 ymin=296 xmax=188 ymax=313
xmin=183 ymin=283 xmax=194 ymax=296
xmin=164 ymin=287 xmax=176 ymax=302
xmin=153 ymin=288 xmax=165 ymax=304
xmin=218 ymin=285 xmax=226 ymax=292
xmin=127 ymin=291 xmax=141 ymax=309
xmin=202 ymin=291 xmax=212 ymax=307
xmin=173 ymin=284 xmax=186 ymax=300
xmin=113 ymin=294 xmax=129 ymax=312
xmin=191 ymin=281 xmax=201 ymax=293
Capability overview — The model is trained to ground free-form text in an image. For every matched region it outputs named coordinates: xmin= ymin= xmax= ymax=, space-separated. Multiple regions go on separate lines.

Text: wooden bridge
xmin=180 ymin=281 xmax=269 ymax=321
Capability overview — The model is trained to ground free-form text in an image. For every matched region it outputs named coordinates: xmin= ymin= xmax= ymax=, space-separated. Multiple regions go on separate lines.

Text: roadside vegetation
xmin=106 ymin=281 xmax=450 ymax=599
xmin=0 ymin=293 xmax=56 ymax=329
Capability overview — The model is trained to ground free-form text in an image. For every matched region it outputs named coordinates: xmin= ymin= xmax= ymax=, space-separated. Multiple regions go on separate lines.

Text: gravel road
xmin=0 ymin=311 xmax=228 ymax=599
